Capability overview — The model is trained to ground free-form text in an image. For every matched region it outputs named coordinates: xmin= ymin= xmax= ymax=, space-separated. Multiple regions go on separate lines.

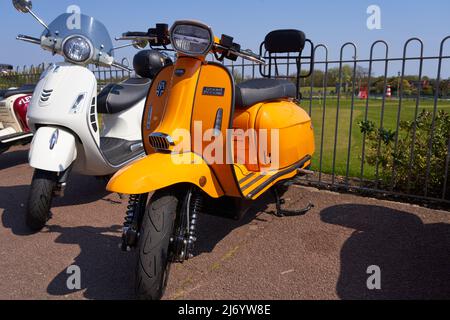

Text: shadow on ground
xmin=0 ymin=172 xmax=130 ymax=299
xmin=193 ymin=192 xmax=276 ymax=255
xmin=45 ymin=224 xmax=136 ymax=300
xmin=0 ymin=174 xmax=109 ymax=236
xmin=0 ymin=148 xmax=28 ymax=171
xmin=321 ymin=204 xmax=450 ymax=300
xmin=44 ymin=197 xmax=275 ymax=300
xmin=0 ymin=182 xmax=300 ymax=299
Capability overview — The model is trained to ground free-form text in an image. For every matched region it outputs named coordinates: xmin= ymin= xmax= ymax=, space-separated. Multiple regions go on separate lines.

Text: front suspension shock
xmin=121 ymin=194 xmax=147 ymax=251
xmin=187 ymin=191 xmax=203 ymax=259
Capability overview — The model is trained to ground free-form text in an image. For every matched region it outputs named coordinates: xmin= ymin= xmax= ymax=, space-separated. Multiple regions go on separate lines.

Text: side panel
xmin=256 ymin=101 xmax=315 ymax=171
xmin=232 ymin=100 xmax=315 ymax=200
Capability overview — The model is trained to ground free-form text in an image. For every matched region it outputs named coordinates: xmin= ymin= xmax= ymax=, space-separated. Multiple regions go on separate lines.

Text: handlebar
xmin=117 ymin=32 xmax=158 ymax=42
xmin=16 ymin=34 xmax=131 ymax=72
xmin=232 ymin=48 xmax=265 ymax=64
xmin=123 ymin=32 xmax=150 ymax=38
xmin=118 ymin=26 xmax=265 ymax=64
xmin=112 ymin=61 xmax=133 ymax=73
xmin=118 ymin=24 xmax=170 ymax=47
xmin=17 ymin=34 xmax=41 ymax=45
xmin=214 ymin=43 xmax=265 ymax=64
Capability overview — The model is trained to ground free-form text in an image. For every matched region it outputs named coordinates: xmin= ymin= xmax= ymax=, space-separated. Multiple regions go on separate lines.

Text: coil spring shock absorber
xmin=187 ymin=190 xmax=203 ymax=259
xmin=172 ymin=189 xmax=204 ymax=262
xmin=121 ymin=194 xmax=144 ymax=251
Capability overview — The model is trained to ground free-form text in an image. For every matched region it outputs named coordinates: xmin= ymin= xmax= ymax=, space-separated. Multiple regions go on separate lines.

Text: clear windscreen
xmin=42 ymin=13 xmax=114 ymax=57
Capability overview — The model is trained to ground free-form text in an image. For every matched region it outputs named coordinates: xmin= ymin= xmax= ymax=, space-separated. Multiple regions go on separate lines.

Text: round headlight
xmin=170 ymin=22 xmax=213 ymax=56
xmin=63 ymin=36 xmax=92 ymax=63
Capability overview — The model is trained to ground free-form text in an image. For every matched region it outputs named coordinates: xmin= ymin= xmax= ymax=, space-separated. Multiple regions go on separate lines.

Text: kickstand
xmin=272 ymin=187 xmax=314 ymax=217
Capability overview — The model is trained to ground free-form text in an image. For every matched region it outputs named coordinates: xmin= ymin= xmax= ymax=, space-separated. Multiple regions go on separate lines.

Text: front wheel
xmin=26 ymin=169 xmax=58 ymax=231
xmin=136 ymin=189 xmax=178 ymax=300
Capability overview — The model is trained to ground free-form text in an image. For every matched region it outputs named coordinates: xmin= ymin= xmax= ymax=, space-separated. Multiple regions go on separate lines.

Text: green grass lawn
xmin=304 ymin=96 xmax=450 ymax=180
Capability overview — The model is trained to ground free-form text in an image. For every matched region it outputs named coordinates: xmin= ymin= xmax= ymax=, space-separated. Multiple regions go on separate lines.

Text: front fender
xmin=29 ymin=126 xmax=77 ymax=172
xmin=107 ymin=152 xmax=224 ymax=198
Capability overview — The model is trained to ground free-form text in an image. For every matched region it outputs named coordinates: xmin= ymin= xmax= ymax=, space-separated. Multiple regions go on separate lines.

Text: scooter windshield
xmin=42 ymin=13 xmax=114 ymax=58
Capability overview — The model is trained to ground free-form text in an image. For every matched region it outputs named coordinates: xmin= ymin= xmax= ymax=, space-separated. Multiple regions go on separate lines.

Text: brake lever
xmin=232 ymin=49 xmax=266 ymax=65
xmin=17 ymin=34 xmax=41 ymax=45
xmin=214 ymin=43 xmax=266 ymax=65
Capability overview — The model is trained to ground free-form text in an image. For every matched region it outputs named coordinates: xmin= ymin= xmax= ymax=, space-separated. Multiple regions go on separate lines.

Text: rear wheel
xmin=136 ymin=189 xmax=178 ymax=300
xmin=26 ymin=169 xmax=57 ymax=231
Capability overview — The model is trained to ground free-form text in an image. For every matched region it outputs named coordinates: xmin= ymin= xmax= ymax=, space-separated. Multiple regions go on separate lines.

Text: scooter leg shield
xmin=107 ymin=152 xmax=224 ymax=198
xmin=29 ymin=127 xmax=77 ymax=173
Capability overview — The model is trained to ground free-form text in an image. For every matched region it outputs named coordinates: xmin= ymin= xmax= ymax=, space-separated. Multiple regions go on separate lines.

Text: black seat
xmin=97 ymin=78 xmax=151 ymax=114
xmin=235 ymin=79 xmax=297 ymax=109
xmin=2 ymin=84 xmax=36 ymax=99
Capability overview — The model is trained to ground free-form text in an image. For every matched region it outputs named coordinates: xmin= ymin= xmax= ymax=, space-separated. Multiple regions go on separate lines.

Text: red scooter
xmin=0 ymin=82 xmax=35 ymax=154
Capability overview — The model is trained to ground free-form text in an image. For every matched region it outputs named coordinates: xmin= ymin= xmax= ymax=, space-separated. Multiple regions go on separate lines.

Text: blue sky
xmin=1 ymin=0 xmax=449 ymax=76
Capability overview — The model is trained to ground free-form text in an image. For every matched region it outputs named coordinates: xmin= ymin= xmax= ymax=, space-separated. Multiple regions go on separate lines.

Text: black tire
xmin=136 ymin=190 xmax=178 ymax=300
xmin=26 ymin=169 xmax=58 ymax=231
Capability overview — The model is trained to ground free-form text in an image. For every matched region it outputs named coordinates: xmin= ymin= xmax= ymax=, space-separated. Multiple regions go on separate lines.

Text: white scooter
xmin=13 ymin=0 xmax=172 ymax=230
xmin=0 ymin=83 xmax=35 ymax=154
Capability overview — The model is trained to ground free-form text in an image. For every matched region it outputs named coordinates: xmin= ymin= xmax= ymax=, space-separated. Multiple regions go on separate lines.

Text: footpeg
xmin=272 ymin=187 xmax=314 ymax=217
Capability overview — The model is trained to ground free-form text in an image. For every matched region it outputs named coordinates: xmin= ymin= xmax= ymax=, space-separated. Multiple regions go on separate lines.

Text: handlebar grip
xmin=122 ymin=32 xmax=149 ymax=37
xmin=17 ymin=35 xmax=41 ymax=45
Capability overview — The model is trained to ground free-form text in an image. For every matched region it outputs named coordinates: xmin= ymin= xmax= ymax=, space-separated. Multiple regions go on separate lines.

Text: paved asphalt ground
xmin=1 ymin=146 xmax=450 ymax=300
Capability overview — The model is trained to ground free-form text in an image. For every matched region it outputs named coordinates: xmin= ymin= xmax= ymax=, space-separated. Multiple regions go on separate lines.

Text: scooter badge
xmin=156 ymin=81 xmax=166 ymax=97
xmin=49 ymin=129 xmax=59 ymax=150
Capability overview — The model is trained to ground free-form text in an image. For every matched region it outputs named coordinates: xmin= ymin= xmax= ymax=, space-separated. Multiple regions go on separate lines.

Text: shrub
xmin=359 ymin=110 xmax=450 ymax=199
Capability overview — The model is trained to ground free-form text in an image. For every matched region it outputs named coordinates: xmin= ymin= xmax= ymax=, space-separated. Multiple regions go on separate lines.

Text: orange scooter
xmin=107 ymin=21 xmax=315 ymax=299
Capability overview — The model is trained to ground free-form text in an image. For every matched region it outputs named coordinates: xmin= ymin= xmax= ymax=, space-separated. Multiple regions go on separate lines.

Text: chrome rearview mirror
xmin=132 ymin=39 xmax=149 ymax=50
xmin=12 ymin=0 xmax=32 ymax=13
xmin=12 ymin=0 xmax=50 ymax=32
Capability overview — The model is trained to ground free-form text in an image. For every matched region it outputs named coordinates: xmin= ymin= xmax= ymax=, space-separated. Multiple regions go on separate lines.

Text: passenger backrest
xmin=264 ymin=29 xmax=306 ymax=53
xmin=259 ymin=29 xmax=314 ymax=100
